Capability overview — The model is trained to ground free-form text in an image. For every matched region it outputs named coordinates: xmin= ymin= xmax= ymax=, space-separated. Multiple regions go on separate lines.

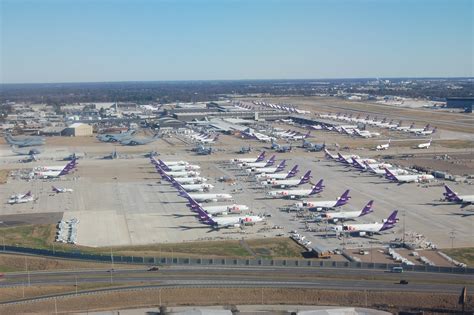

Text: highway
xmin=1 ymin=265 xmax=473 ymax=304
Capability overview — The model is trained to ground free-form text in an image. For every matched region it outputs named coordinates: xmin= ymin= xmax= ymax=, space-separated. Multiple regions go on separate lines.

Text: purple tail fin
xmin=276 ymin=160 xmax=286 ymax=171
xmin=353 ymin=159 xmax=365 ymax=170
xmin=309 ymin=179 xmax=324 ymax=195
xmin=359 ymin=200 xmax=374 ymax=216
xmin=334 ymin=189 xmax=351 ymax=207
xmin=24 ymin=191 xmax=32 ymax=197
xmin=265 ymin=155 xmax=276 ymax=167
xmin=52 ymin=186 xmax=59 ymax=193
xmin=384 ymin=168 xmax=397 ymax=181
xmin=443 ymin=185 xmax=461 ymax=202
xmin=256 ymin=152 xmax=266 ymax=162
xmin=158 ymin=160 xmax=171 ymax=171
xmin=381 ymin=210 xmax=398 ymax=231
xmin=299 ymin=171 xmax=312 ymax=185
xmin=286 ymin=165 xmax=298 ymax=178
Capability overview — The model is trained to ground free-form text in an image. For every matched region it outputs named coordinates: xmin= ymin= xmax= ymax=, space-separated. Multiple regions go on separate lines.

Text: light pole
xmin=450 ymin=229 xmax=456 ymax=249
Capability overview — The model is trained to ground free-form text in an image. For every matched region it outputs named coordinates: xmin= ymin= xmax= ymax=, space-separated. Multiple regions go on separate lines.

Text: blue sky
xmin=1 ymin=0 xmax=472 ymax=83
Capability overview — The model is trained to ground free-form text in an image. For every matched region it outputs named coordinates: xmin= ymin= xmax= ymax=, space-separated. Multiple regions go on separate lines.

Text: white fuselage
xmin=188 ymin=193 xmax=233 ymax=202
xmin=267 ymin=188 xmax=318 ymax=199
xmin=246 ymin=166 xmax=281 ymax=174
xmin=34 ymin=170 xmax=66 ymax=178
xmin=231 ymin=157 xmax=260 ymax=163
xmin=180 ymin=184 xmax=214 ymax=192
xmin=241 ymin=161 xmax=271 ymax=168
xmin=213 ymin=215 xmax=263 ymax=228
xmin=391 ymin=174 xmax=434 ymax=183
xmin=202 ymin=204 xmax=249 ymax=215
xmin=293 ymin=200 xmax=337 ymax=210
xmin=165 ymin=164 xmax=200 ymax=171
xmin=162 ymin=161 xmax=188 ymax=166
xmin=417 ymin=142 xmax=431 ymax=149
xmin=334 ymin=222 xmax=384 ymax=234
xmin=263 ymin=178 xmax=302 ymax=188
xmin=173 ymin=177 xmax=207 ymax=184
xmin=35 ymin=165 xmax=69 ymax=171
xmin=55 ymin=188 xmax=73 ymax=193
xmin=8 ymin=196 xmax=34 ymax=204
xmin=376 ymin=143 xmax=390 ymax=150
xmin=319 ymin=210 xmax=363 ymax=221
xmin=255 ymin=172 xmax=293 ymax=180
xmin=166 ymin=171 xmax=199 ymax=178
xmin=457 ymin=195 xmax=474 ymax=203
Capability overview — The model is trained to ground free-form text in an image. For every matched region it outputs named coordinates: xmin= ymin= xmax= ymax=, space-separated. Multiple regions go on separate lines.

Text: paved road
xmin=2 ymin=265 xmax=472 ymax=300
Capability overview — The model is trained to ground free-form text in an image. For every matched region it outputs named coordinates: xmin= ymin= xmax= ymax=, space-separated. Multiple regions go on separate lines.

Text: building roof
xmin=68 ymin=123 xmax=91 ymax=128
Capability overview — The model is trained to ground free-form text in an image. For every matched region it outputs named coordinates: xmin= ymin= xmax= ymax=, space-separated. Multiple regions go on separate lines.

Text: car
xmin=147 ymin=266 xmax=160 ymax=271
xmin=399 ymin=280 xmax=409 ymax=285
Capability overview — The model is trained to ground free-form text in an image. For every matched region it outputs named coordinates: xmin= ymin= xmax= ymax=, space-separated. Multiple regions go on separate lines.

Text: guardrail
xmin=2 ymin=245 xmax=473 ymax=274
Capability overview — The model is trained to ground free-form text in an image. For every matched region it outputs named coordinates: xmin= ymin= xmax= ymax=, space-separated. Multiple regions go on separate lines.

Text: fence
xmin=2 ymin=245 xmax=473 ymax=274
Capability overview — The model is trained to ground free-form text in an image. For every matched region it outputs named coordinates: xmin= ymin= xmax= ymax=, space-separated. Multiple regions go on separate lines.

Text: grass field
xmin=0 ymin=283 xmax=130 ymax=303
xmin=0 ymin=224 xmax=306 ymax=259
xmin=442 ymin=247 xmax=474 ymax=266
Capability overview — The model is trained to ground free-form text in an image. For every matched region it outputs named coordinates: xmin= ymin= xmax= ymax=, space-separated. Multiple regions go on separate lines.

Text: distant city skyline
xmin=1 ymin=0 xmax=472 ymax=84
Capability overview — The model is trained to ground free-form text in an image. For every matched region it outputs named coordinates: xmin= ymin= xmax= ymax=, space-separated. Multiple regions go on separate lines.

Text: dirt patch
xmin=0 ymin=169 xmax=9 ymax=184
xmin=0 ymin=287 xmax=471 ymax=314
xmin=0 ymin=213 xmax=62 ymax=227
xmin=390 ymin=152 xmax=474 ymax=176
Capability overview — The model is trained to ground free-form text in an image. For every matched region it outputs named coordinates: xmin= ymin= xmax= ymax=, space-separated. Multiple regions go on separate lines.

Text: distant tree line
xmin=0 ymin=79 xmax=472 ymax=105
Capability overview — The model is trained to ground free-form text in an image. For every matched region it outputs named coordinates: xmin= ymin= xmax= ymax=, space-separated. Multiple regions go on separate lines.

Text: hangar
xmin=63 ymin=123 xmax=93 ymax=137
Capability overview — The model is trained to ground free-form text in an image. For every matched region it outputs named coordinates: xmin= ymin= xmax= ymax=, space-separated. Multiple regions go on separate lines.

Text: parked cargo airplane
xmin=178 ymin=187 xmax=232 ymax=203
xmin=384 ymin=168 xmax=434 ymax=183
xmin=230 ymin=152 xmax=266 ymax=164
xmin=375 ymin=139 xmax=391 ymax=150
xmin=156 ymin=159 xmax=200 ymax=171
xmin=293 ymin=190 xmax=351 ymax=211
xmin=255 ymin=165 xmax=298 ymax=180
xmin=52 ymin=186 xmax=74 ymax=193
xmin=8 ymin=191 xmax=34 ymax=204
xmin=188 ymin=198 xmax=263 ymax=229
xmin=246 ymin=160 xmax=286 ymax=174
xmin=267 ymin=179 xmax=324 ymax=199
xmin=174 ymin=183 xmax=214 ymax=192
xmin=332 ymin=210 xmax=398 ymax=236
xmin=262 ymin=170 xmax=311 ymax=188
xmin=240 ymin=155 xmax=276 ymax=168
xmin=33 ymin=159 xmax=77 ymax=178
xmin=155 ymin=166 xmax=199 ymax=178
xmin=416 ymin=138 xmax=432 ymax=149
xmin=315 ymin=200 xmax=374 ymax=223
xmin=187 ymin=200 xmax=249 ymax=215
xmin=443 ymin=185 xmax=474 ymax=207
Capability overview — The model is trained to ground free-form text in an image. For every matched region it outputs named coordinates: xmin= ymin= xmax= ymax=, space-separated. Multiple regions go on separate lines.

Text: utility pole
xmin=25 ymin=257 xmax=30 ymax=286
xmin=402 ymin=210 xmax=406 ymax=247
xmin=110 ymin=248 xmax=114 ymax=284
xmin=75 ymin=274 xmax=78 ymax=295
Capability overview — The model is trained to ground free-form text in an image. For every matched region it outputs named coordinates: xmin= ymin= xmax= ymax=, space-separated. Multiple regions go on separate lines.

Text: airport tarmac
xmin=1 ymin=138 xmax=473 ymax=252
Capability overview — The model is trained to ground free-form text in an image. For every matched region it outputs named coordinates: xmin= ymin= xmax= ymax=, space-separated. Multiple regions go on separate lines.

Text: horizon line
xmin=1 ymin=76 xmax=473 ymax=86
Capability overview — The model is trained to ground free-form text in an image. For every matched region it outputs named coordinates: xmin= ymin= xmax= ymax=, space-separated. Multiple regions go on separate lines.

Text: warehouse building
xmin=63 ymin=123 xmax=93 ymax=136
xmin=446 ymin=97 xmax=473 ymax=113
